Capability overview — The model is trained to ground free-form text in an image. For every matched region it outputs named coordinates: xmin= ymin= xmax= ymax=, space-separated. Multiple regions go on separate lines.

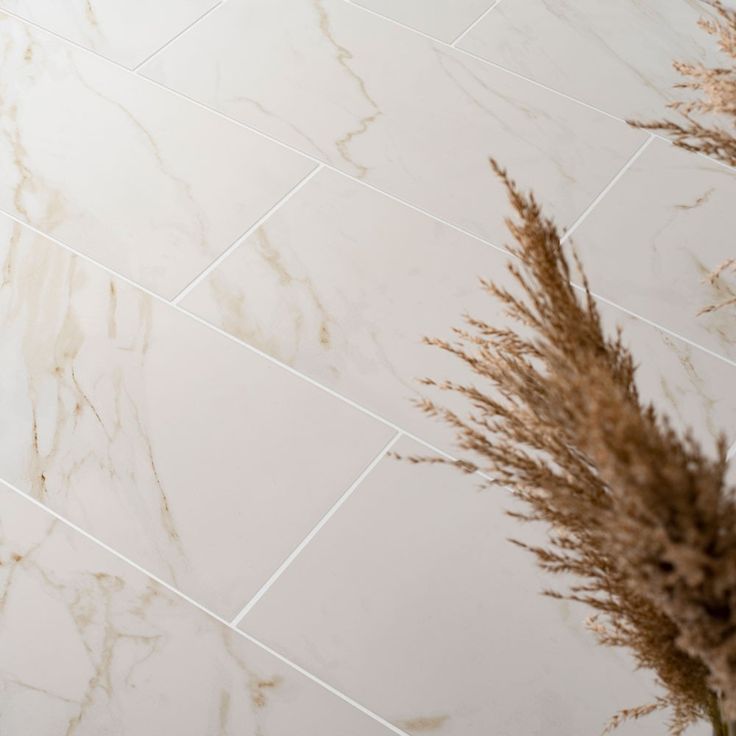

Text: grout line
xmin=0 ymin=211 xmax=175 ymax=303
xmin=171 ymin=164 xmax=323 ymax=304
xmin=132 ymin=1 xmax=223 ymax=72
xmin=451 ymin=0 xmax=506 ymax=46
xmin=729 ymin=440 xmax=736 ymax=462
xmin=560 ymin=135 xmax=655 ymax=244
xmin=177 ymin=301 xmax=497 ymax=466
xmin=457 ymin=45 xmax=627 ymax=123
xmin=231 ymin=433 xmax=402 ymax=626
xmin=579 ymin=286 xmax=736 ymax=369
xmin=342 ymin=0 xmax=452 ymax=44
xmin=234 ymin=627 xmax=410 ymax=736
xmin=0 ymin=476 xmax=410 ymax=736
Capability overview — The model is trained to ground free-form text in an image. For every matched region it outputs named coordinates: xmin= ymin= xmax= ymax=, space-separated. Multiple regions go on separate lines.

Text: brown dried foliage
xmin=416 ymin=161 xmax=736 ymax=734
xmin=631 ymin=0 xmax=736 ymax=167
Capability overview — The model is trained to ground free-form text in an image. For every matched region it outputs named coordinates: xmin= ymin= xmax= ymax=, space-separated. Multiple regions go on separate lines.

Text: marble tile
xmin=142 ymin=0 xmax=644 ymax=246
xmin=0 ymin=485 xmax=393 ymax=736
xmin=0 ymin=213 xmax=394 ymax=619
xmin=0 ymin=12 xmax=314 ymax=298
xmin=0 ymin=0 xmax=218 ymax=68
xmin=570 ymin=138 xmax=736 ymax=364
xmin=182 ymin=168 xmax=736 ymax=460
xmin=350 ymin=0 xmax=494 ymax=43
xmin=458 ymin=0 xmax=728 ymax=121
xmin=242 ymin=435 xmax=709 ymax=736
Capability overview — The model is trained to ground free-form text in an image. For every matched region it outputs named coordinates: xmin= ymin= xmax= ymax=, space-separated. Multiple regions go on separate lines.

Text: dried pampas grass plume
xmin=415 ymin=159 xmax=736 ymax=734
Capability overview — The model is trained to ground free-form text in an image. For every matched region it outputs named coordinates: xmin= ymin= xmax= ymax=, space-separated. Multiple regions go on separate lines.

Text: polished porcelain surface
xmin=142 ymin=0 xmax=645 ymax=246
xmin=0 ymin=1 xmax=730 ymax=734
xmin=0 ymin=484 xmax=391 ymax=735
xmin=0 ymin=0 xmax=219 ymax=67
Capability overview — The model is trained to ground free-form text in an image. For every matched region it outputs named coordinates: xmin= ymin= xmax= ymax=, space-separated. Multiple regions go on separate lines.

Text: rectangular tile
xmin=182 ymin=168 xmax=736 ymax=460
xmin=241 ymin=435 xmax=709 ymax=736
xmin=351 ymin=0 xmax=494 ymax=43
xmin=571 ymin=138 xmax=736 ymax=364
xmin=0 ymin=213 xmax=394 ymax=618
xmin=142 ymin=0 xmax=644 ymax=245
xmin=0 ymin=0 xmax=218 ymax=68
xmin=0 ymin=12 xmax=314 ymax=298
xmin=0 ymin=484 xmax=393 ymax=736
xmin=458 ymin=0 xmax=726 ymax=120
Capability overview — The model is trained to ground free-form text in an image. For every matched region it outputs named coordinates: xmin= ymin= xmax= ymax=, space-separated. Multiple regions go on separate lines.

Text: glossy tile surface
xmin=183 ymin=168 xmax=736 ymax=458
xmin=458 ymin=0 xmax=726 ymax=120
xmin=351 ymin=0 xmax=494 ymax=42
xmin=0 ymin=11 xmax=313 ymax=298
xmin=0 ymin=0 xmax=218 ymax=67
xmin=142 ymin=0 xmax=644 ymax=245
xmin=242 ymin=435 xmax=708 ymax=736
xmin=0 ymin=484 xmax=393 ymax=736
xmin=571 ymin=139 xmax=736 ymax=364
xmin=0 ymin=214 xmax=393 ymax=619
xmin=0 ymin=1 xmax=732 ymax=734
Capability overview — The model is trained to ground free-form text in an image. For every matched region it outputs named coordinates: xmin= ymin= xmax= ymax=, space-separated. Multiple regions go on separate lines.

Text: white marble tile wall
xmin=0 ymin=483 xmax=393 ymax=735
xmin=0 ymin=11 xmax=314 ymax=298
xmin=0 ymin=0 xmax=732 ymax=734
xmin=0 ymin=0 xmax=219 ymax=67
xmin=242 ymin=436 xmax=712 ymax=736
xmin=182 ymin=167 xmax=736 ymax=459
xmin=350 ymin=0 xmax=495 ymax=42
xmin=0 ymin=214 xmax=393 ymax=619
xmin=457 ymin=0 xmax=730 ymax=121
xmin=141 ymin=0 xmax=645 ymax=246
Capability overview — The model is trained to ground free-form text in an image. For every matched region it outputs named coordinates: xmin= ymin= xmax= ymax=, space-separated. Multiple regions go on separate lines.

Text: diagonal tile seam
xmin=451 ymin=0 xmax=508 ymax=46
xmin=131 ymin=0 xmax=224 ymax=71
xmin=729 ymin=440 xmax=736 ymax=461
xmin=0 ymin=474 xmax=411 ymax=736
xmin=560 ymin=135 xmax=655 ymax=245
xmin=230 ymin=432 xmax=402 ymax=626
xmin=171 ymin=163 xmax=324 ymax=304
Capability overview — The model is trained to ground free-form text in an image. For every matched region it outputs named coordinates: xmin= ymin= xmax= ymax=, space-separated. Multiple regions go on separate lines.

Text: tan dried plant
xmin=415 ymin=161 xmax=736 ymax=735
xmin=631 ymin=0 xmax=736 ymax=167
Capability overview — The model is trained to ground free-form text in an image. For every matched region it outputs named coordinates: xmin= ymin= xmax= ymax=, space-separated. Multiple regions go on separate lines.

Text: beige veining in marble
xmin=0 ymin=0 xmax=218 ymax=68
xmin=242 ymin=435 xmax=710 ymax=736
xmin=0 ymin=213 xmax=394 ymax=618
xmin=142 ymin=0 xmax=645 ymax=245
xmin=458 ymin=0 xmax=729 ymax=121
xmin=350 ymin=0 xmax=495 ymax=43
xmin=183 ymin=168 xmax=736 ymax=460
xmin=570 ymin=138 xmax=736 ymax=364
xmin=0 ymin=484 xmax=393 ymax=735
xmin=0 ymin=11 xmax=314 ymax=298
